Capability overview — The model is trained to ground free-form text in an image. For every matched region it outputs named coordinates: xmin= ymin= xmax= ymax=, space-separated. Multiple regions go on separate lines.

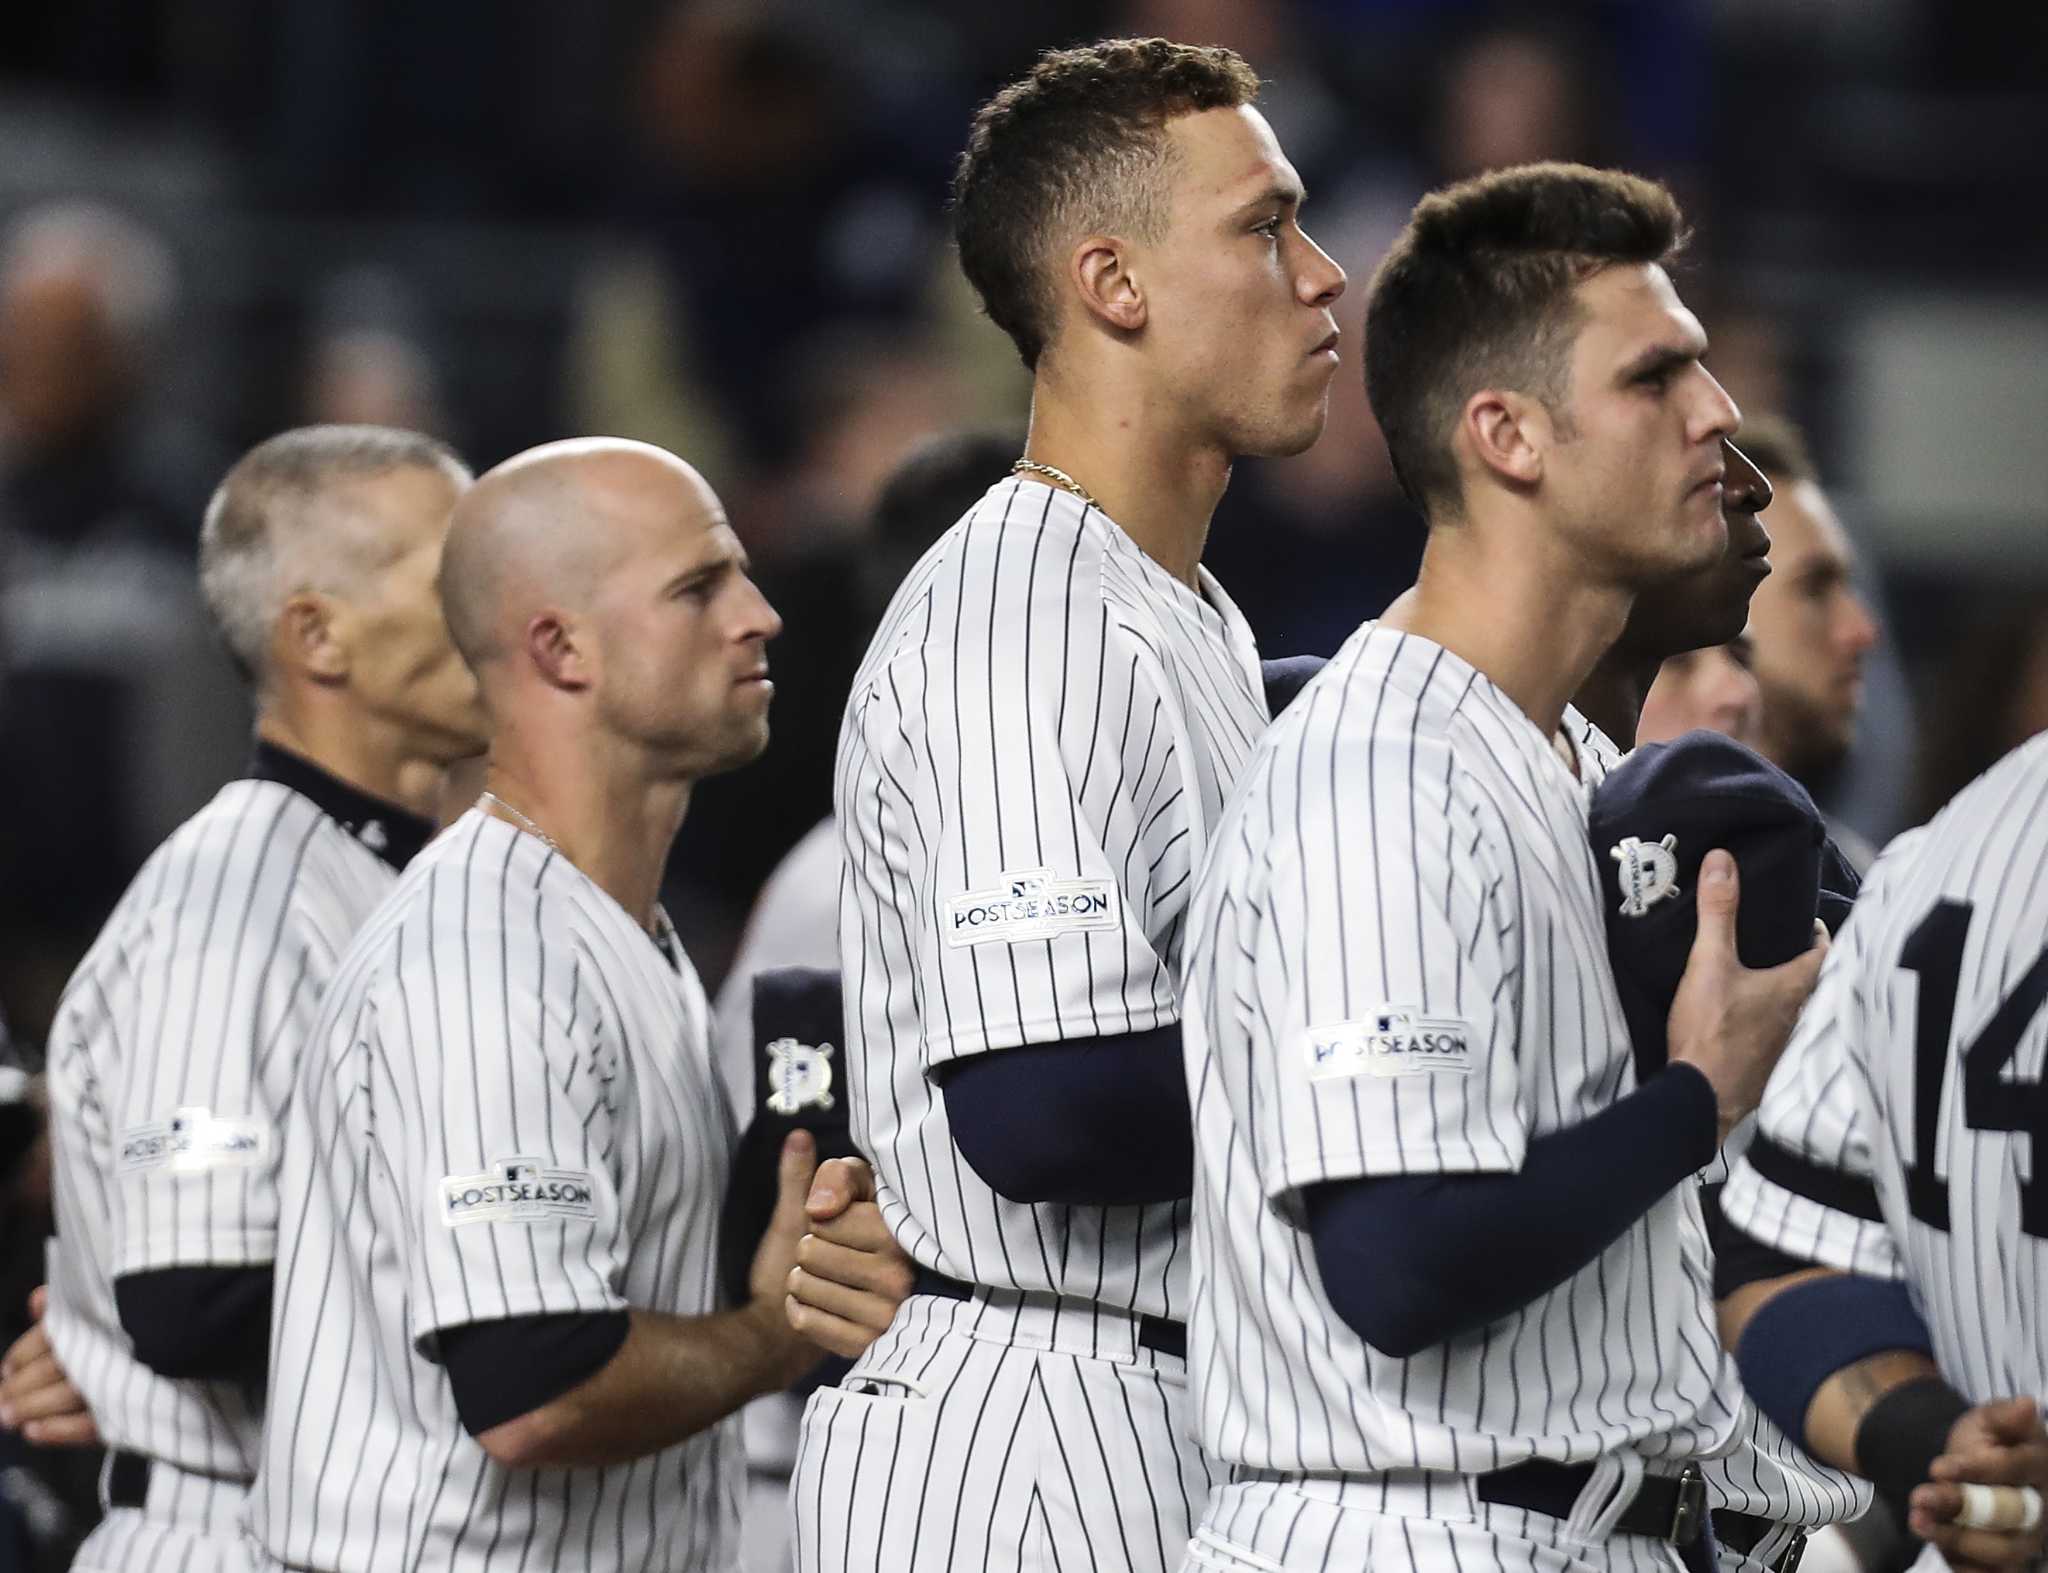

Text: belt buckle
xmin=1667 ymin=1463 xmax=1707 ymax=1545
xmin=1774 ymin=1529 xmax=1807 ymax=1573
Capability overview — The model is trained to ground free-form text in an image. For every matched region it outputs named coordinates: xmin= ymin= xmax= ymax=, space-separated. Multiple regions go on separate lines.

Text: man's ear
xmin=278 ymin=592 xmax=349 ymax=684
xmin=1459 ymin=388 xmax=1550 ymax=491
xmin=525 ymin=611 xmax=593 ymax=691
xmin=1070 ymin=235 xmax=1147 ymax=336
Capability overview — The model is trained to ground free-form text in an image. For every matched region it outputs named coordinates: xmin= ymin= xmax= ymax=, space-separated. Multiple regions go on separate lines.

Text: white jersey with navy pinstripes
xmin=1723 ymin=731 xmax=2048 ymax=1409
xmin=250 ymin=810 xmax=742 ymax=1572
xmin=835 ymin=475 xmax=1266 ymax=1320
xmin=1182 ymin=622 xmax=1746 ymax=1487
xmin=43 ymin=776 xmax=400 ymax=1571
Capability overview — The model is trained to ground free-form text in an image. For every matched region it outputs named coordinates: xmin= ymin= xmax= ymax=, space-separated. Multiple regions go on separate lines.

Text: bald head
xmin=439 ymin=438 xmax=723 ymax=673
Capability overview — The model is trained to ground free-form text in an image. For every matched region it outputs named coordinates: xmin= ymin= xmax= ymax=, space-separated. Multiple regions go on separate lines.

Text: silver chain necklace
xmin=479 ymin=789 xmax=561 ymax=853
xmin=1011 ymin=458 xmax=1098 ymax=509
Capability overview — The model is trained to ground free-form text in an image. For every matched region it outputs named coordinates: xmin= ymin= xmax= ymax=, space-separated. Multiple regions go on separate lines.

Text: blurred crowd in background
xmin=0 ymin=0 xmax=2044 ymax=1554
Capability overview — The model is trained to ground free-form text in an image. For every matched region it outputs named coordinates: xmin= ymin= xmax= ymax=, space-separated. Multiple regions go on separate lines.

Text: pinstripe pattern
xmin=1723 ymin=731 xmax=2048 ymax=1409
xmin=1179 ymin=623 xmax=1746 ymax=1567
xmin=1571 ymin=715 xmax=1871 ymax=1546
xmin=802 ymin=475 xmax=1266 ymax=1571
xmin=795 ymin=1292 xmax=1215 ymax=1573
xmin=45 ymin=776 xmax=400 ymax=1573
xmin=834 ymin=476 xmax=1264 ymax=1318
xmin=250 ymin=810 xmax=742 ymax=1572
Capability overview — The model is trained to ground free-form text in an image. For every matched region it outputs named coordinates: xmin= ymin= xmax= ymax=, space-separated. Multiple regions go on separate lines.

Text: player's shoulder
xmin=858 ymin=479 xmax=1119 ymax=679
xmin=106 ymin=779 xmax=351 ymax=937
xmin=1273 ymin=622 xmax=1487 ymax=765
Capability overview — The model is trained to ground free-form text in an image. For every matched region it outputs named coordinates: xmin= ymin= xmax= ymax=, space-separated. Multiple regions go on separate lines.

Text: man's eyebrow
xmin=1617 ymin=341 xmax=1703 ymax=383
xmin=1230 ymin=180 xmax=1305 ymax=220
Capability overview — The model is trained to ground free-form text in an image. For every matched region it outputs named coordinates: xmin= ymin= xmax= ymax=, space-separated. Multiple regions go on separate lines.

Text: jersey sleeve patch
xmin=943 ymin=868 xmax=1122 ymax=948
xmin=440 ymin=1158 xmax=601 ymax=1228
xmin=1303 ymin=1009 xmax=1476 ymax=1081
xmin=118 ymin=1107 xmax=272 ymax=1176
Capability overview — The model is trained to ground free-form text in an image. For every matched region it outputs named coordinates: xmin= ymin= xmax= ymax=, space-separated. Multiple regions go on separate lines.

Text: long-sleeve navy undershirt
xmin=1304 ymin=1063 xmax=1719 ymax=1359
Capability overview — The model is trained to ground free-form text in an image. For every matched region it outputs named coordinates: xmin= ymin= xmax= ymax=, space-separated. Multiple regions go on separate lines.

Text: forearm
xmin=1721 ymin=1266 xmax=1957 ymax=1490
xmin=479 ymin=1302 xmax=813 ymax=1469
xmin=1309 ymin=1064 xmax=1717 ymax=1357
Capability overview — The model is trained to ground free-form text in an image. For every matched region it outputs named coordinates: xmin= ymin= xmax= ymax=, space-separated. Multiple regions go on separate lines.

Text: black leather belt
xmin=107 ymin=1448 xmax=152 ymax=1509
xmin=1476 ymin=1459 xmax=1708 ymax=1545
xmin=1713 ymin=1509 xmax=1806 ymax=1573
xmin=911 ymin=1266 xmax=1187 ymax=1361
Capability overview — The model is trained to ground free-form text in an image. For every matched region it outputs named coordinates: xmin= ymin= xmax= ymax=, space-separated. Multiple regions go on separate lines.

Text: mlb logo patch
xmin=766 ymin=1037 xmax=836 ymax=1114
xmin=1611 ymin=833 xmax=1681 ymax=917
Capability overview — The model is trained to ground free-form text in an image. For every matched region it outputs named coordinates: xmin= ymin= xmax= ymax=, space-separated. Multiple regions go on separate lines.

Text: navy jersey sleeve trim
xmin=937 ymin=1024 xmax=1192 ymax=1205
xmin=115 ymin=1265 xmax=272 ymax=1381
xmin=438 ymin=1310 xmax=633 ymax=1437
xmin=1746 ymin=1133 xmax=1886 ymax=1224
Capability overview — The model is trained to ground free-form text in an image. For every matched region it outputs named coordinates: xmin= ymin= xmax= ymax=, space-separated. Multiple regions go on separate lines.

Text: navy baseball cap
xmin=1589 ymin=731 xmax=1826 ymax=1084
xmin=716 ymin=965 xmax=861 ymax=1312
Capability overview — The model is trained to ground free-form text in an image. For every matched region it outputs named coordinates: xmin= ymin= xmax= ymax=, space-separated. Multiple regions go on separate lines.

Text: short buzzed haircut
xmin=1728 ymin=411 xmax=1818 ymax=487
xmin=952 ymin=37 xmax=1261 ymax=371
xmin=198 ymin=424 xmax=467 ymax=688
xmin=1365 ymin=161 xmax=1687 ymax=520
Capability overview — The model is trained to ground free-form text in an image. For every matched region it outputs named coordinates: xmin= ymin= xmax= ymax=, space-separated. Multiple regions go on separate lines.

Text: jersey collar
xmin=247 ymin=740 xmax=434 ymax=872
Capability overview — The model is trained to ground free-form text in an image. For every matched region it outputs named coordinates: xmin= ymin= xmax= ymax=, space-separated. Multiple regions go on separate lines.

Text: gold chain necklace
xmin=1011 ymin=458 xmax=1098 ymax=509
xmin=479 ymin=789 xmax=561 ymax=853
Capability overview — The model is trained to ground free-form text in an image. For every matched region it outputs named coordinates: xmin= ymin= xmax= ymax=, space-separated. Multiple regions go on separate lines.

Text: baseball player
xmin=249 ymin=439 xmax=825 ymax=1572
xmin=1717 ymin=728 xmax=2048 ymax=1573
xmin=790 ymin=37 xmax=1345 ymax=1573
xmin=31 ymin=425 xmax=485 ymax=1572
xmin=1175 ymin=163 xmax=1826 ymax=1573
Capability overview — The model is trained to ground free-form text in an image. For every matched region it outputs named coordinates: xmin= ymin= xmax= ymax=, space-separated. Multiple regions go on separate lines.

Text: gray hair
xmin=198 ymin=425 xmax=468 ymax=688
xmin=0 ymin=201 xmax=178 ymax=349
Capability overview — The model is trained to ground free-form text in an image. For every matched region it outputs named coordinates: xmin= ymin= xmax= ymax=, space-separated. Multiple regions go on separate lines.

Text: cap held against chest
xmin=1590 ymin=730 xmax=1826 ymax=1083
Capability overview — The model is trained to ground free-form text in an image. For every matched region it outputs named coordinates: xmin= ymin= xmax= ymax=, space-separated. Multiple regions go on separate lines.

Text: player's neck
xmin=478 ymin=733 xmax=690 ymax=935
xmin=256 ymin=706 xmax=441 ymax=820
xmin=1384 ymin=520 xmax=1632 ymax=740
xmin=1570 ymin=651 xmax=1662 ymax=752
xmin=1023 ymin=383 xmax=1230 ymax=590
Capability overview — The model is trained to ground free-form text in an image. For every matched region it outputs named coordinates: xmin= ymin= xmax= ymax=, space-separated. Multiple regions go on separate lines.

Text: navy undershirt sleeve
xmin=1305 ymin=1064 xmax=1719 ymax=1358
xmin=438 ymin=1310 xmax=632 ymax=1438
xmin=937 ymin=1024 xmax=1191 ymax=1206
xmin=115 ymin=1265 xmax=272 ymax=1381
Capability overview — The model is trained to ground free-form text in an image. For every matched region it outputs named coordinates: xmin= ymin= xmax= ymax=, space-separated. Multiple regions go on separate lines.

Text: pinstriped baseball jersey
xmin=1723 ymin=731 xmax=2048 ymax=1406
xmin=43 ymin=766 xmax=411 ymax=1573
xmin=1567 ymin=708 xmax=1871 ymax=1543
xmin=1182 ymin=622 xmax=1745 ymax=1478
xmin=835 ymin=475 xmax=1266 ymax=1320
xmin=251 ymin=810 xmax=742 ymax=1572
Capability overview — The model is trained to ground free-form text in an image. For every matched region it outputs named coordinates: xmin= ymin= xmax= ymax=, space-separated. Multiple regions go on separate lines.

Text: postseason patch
xmin=440 ymin=1157 xmax=599 ymax=1229
xmin=118 ymin=1106 xmax=271 ymax=1176
xmin=1303 ymin=1008 xmax=1476 ymax=1081
xmin=943 ymin=868 xmax=1121 ymax=948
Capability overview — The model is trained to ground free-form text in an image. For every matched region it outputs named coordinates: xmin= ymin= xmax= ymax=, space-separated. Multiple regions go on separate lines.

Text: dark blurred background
xmin=5 ymin=0 xmax=2047 ymax=1018
xmin=2 ymin=0 xmax=2045 ymax=1557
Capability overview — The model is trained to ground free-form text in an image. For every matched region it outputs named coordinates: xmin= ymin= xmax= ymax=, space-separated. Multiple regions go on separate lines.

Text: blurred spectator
xmin=299 ymin=267 xmax=451 ymax=439
xmin=0 ymin=204 xmax=247 ymax=1038
xmin=1735 ymin=413 xmax=1885 ymax=866
xmin=1635 ymin=632 xmax=1764 ymax=749
xmin=0 ymin=202 xmax=218 ymax=555
xmin=623 ymin=0 xmax=951 ymax=465
xmin=1909 ymin=589 xmax=2048 ymax=824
